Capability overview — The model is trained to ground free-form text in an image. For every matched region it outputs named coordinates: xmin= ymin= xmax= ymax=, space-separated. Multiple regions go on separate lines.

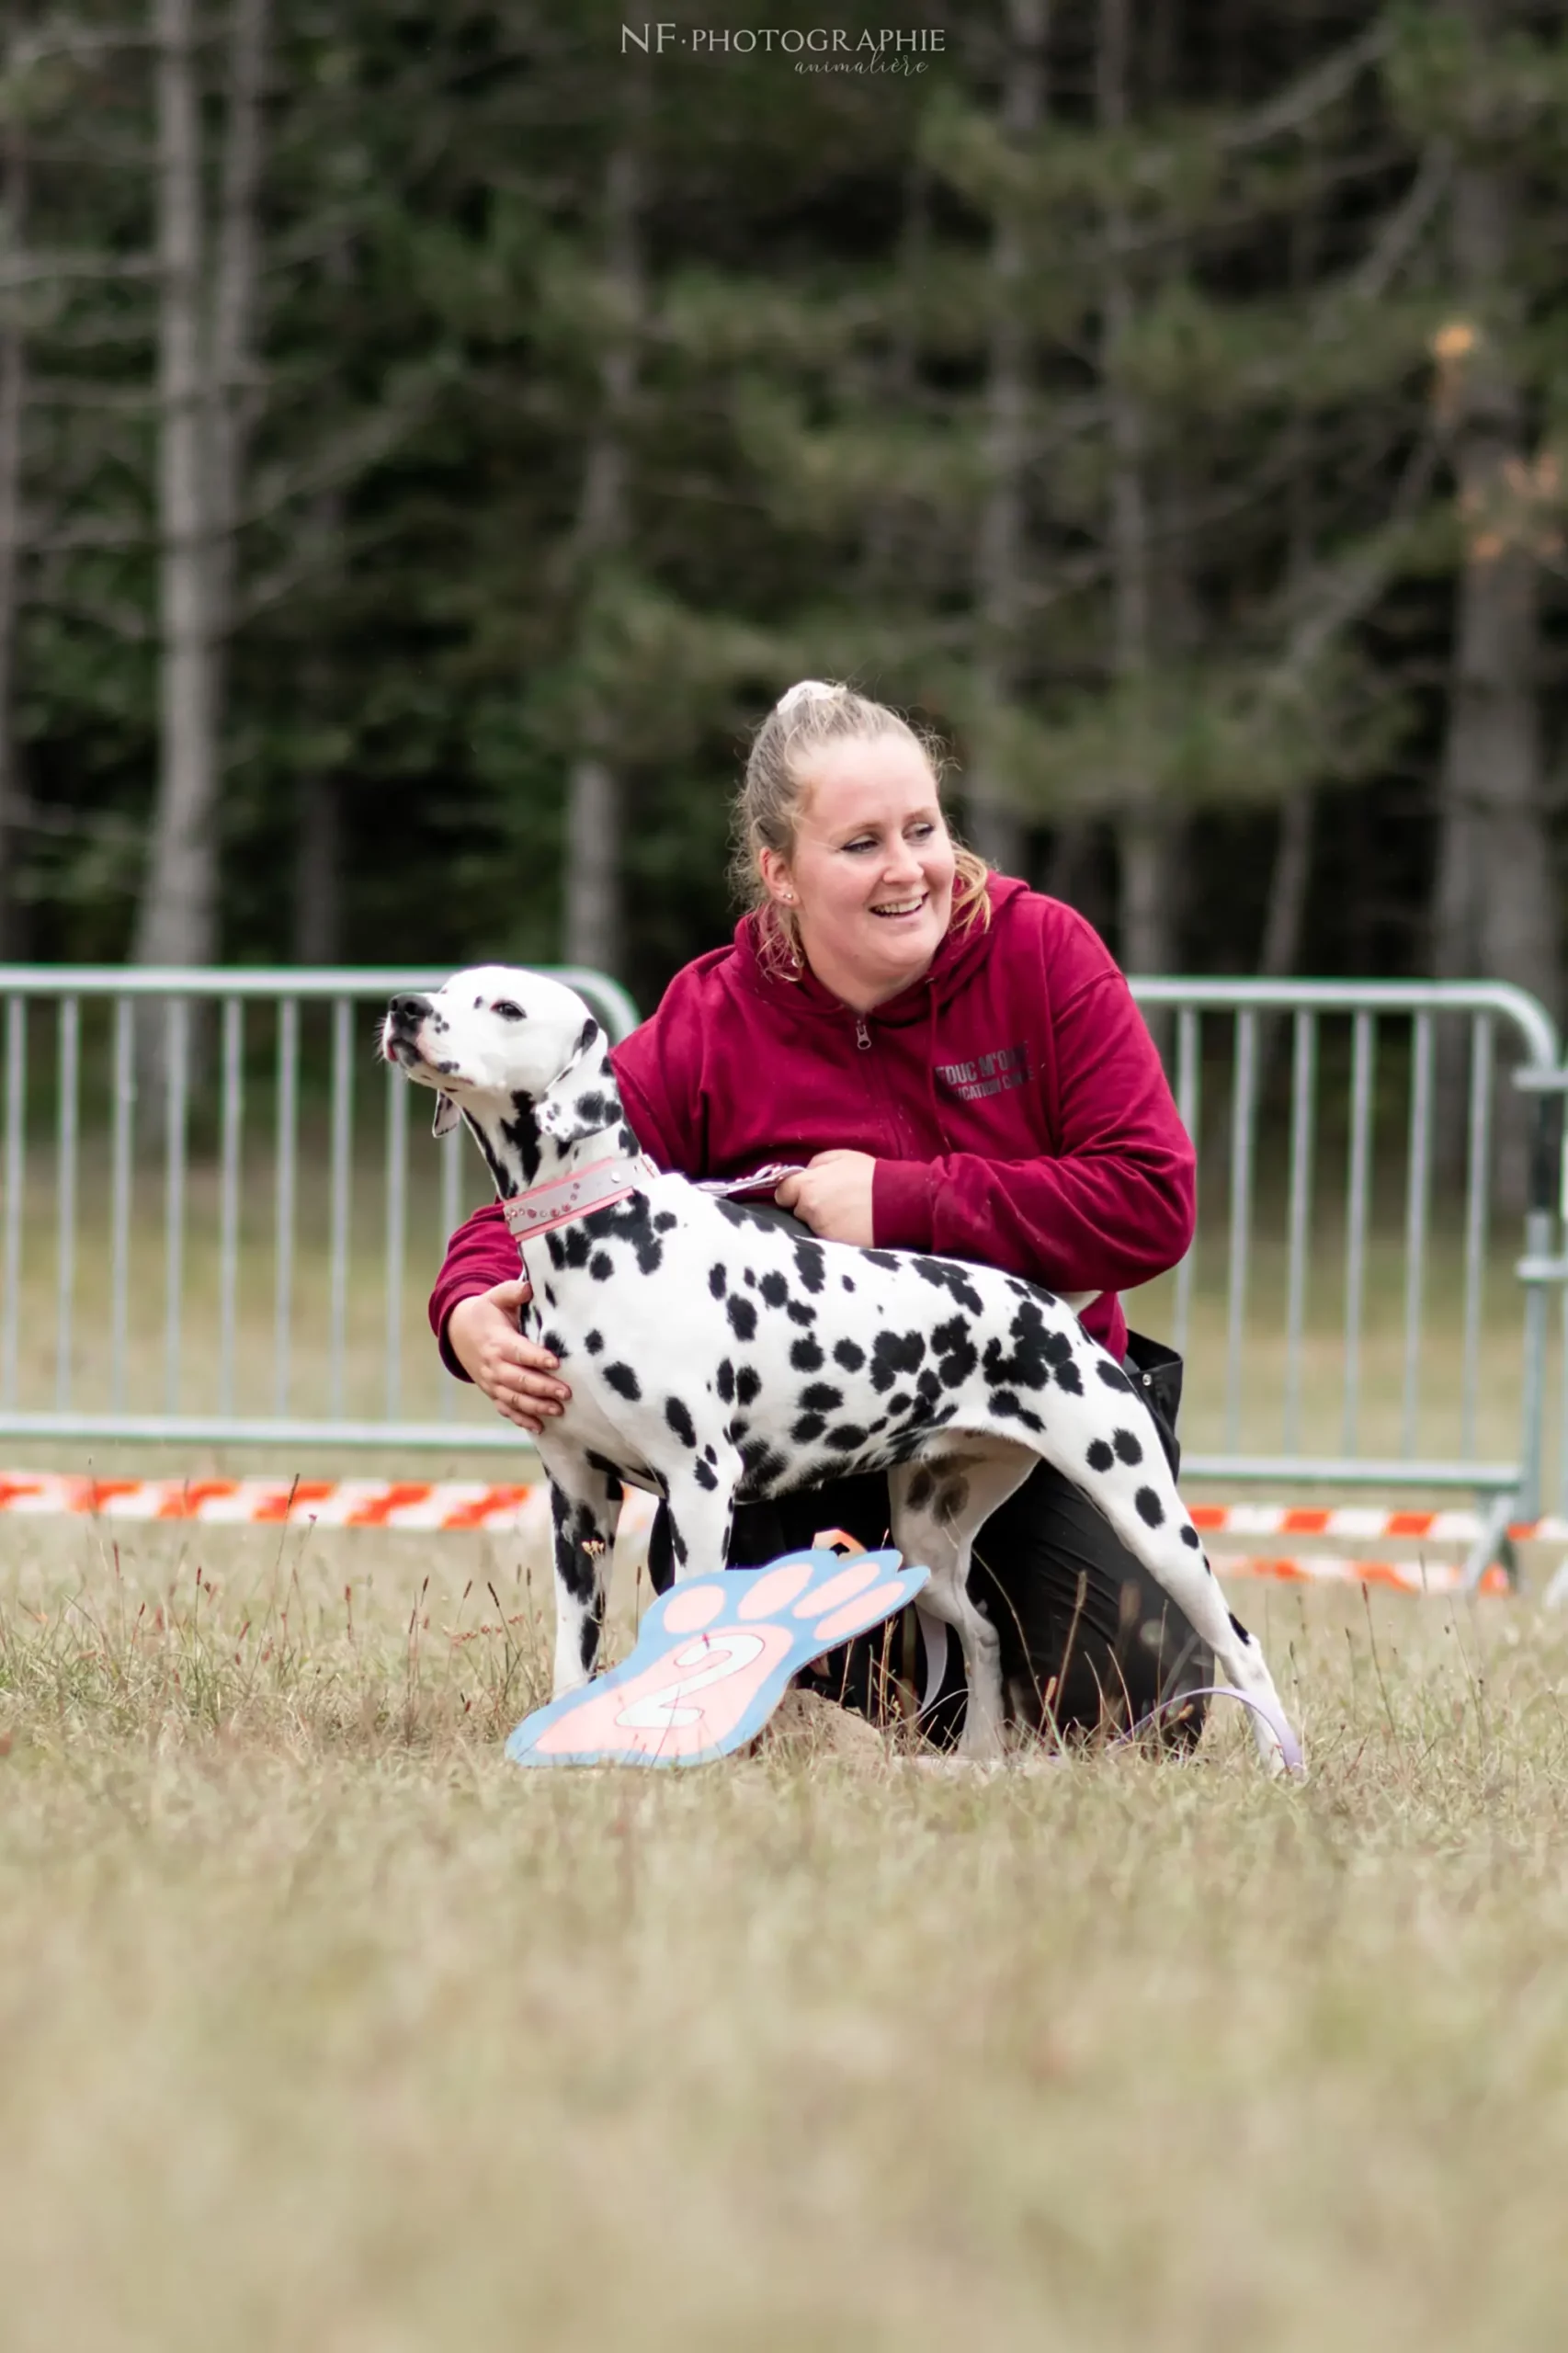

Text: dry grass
xmin=2 ymin=1517 xmax=1567 ymax=2352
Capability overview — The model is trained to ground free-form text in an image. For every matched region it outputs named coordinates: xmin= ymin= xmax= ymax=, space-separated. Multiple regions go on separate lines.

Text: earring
xmin=779 ymin=892 xmax=795 ymax=904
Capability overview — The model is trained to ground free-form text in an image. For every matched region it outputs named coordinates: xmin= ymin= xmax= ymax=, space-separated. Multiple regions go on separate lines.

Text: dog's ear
xmin=432 ymin=1093 xmax=460 ymax=1138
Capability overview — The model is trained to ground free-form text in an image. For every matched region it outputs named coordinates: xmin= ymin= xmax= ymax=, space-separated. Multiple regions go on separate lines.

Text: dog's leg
xmin=1072 ymin=1480 xmax=1301 ymax=1772
xmin=545 ymin=1459 xmax=621 ymax=1698
xmin=659 ymin=1471 xmax=735 ymax=1585
xmin=889 ymin=1444 xmax=1035 ymax=1762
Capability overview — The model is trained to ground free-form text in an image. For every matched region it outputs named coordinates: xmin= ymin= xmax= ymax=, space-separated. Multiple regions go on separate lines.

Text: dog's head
xmin=382 ymin=967 xmax=629 ymax=1182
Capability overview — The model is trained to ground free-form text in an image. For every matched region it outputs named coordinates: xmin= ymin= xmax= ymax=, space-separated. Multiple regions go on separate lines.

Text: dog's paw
xmin=506 ymin=1548 xmax=926 ymax=1768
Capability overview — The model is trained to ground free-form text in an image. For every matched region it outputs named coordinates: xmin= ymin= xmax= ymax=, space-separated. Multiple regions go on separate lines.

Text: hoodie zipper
xmin=855 ymin=1017 xmax=871 ymax=1052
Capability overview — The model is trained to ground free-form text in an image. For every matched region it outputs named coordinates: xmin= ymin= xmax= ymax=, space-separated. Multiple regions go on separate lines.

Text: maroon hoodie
xmin=428 ymin=875 xmax=1195 ymax=1372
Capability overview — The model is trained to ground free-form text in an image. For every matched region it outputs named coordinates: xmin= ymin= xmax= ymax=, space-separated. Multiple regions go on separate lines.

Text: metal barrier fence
xmin=1129 ymin=977 xmax=1568 ymax=1580
xmin=0 ymin=966 xmax=638 ymax=1452
xmin=1 ymin=965 xmax=1565 ymax=1577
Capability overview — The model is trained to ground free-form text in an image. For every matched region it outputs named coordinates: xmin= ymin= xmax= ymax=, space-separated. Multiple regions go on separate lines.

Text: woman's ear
xmin=758 ymin=847 xmax=794 ymax=904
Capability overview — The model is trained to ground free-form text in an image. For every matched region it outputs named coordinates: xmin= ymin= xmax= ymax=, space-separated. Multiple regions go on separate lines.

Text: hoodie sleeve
xmin=427 ymin=1201 xmax=525 ymax=1380
xmin=870 ymin=953 xmax=1196 ymax=1297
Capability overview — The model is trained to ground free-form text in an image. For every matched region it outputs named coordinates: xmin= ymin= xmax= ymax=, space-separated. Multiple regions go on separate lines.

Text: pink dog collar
xmin=503 ymin=1153 xmax=659 ymax=1245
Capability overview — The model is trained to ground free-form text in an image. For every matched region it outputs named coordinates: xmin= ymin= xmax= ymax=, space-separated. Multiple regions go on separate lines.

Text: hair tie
xmin=776 ymin=678 xmax=841 ymax=718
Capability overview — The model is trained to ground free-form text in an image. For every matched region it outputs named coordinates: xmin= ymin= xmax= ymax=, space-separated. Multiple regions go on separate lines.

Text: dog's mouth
xmin=381 ymin=1022 xmax=464 ymax=1087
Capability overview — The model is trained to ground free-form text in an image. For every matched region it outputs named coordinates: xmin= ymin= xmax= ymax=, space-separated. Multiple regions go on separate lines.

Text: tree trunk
xmin=563 ymin=112 xmax=644 ymax=975
xmin=0 ymin=111 xmax=25 ymax=959
xmin=206 ymin=0 xmax=269 ymax=713
xmin=1098 ymin=0 xmax=1177 ymax=978
xmin=136 ymin=0 xmax=218 ymax=970
xmin=1432 ymin=58 xmax=1559 ymax=1198
xmin=966 ymin=0 xmax=1047 ymax=881
xmin=293 ymin=774 xmax=342 ymax=964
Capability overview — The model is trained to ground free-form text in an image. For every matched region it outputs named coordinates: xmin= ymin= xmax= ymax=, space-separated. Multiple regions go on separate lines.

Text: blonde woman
xmin=432 ymin=683 xmax=1209 ymax=1744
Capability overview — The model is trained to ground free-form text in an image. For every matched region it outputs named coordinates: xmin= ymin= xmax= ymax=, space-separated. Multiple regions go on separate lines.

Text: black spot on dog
xmin=834 ymin=1339 xmax=866 ymax=1372
xmin=604 ymin=1362 xmax=642 ymax=1403
xmin=790 ymin=1337 xmax=824 ymax=1372
xmin=735 ymin=1366 xmax=762 ymax=1407
xmin=791 ymin=1413 xmax=826 ymax=1444
xmin=727 ymin=1296 xmax=758 ymax=1343
xmin=1112 ymin=1427 xmax=1143 ymax=1465
xmin=864 ymin=1250 xmax=899 ymax=1271
xmin=584 ymin=1328 xmax=604 ymax=1356
xmin=744 ymin=1267 xmax=756 ymax=1289
xmin=786 ymin=1300 xmax=815 ymax=1327
xmin=589 ymin=1250 xmax=613 ymax=1281
xmin=841 ymin=1276 xmax=856 ymax=1292
xmin=1087 ymin=1438 xmax=1115 ymax=1472
xmin=738 ymin=1437 xmax=789 ymax=1492
xmin=583 ymin=1450 xmax=625 ymax=1495
xmin=665 ymin=1397 xmax=697 ymax=1449
xmin=571 ymin=1017 xmax=597 ymax=1060
xmin=887 ymin=1391 xmax=913 ymax=1415
xmin=1180 ymin=1524 xmax=1201 ymax=1549
xmin=799 ymin=1382 xmax=843 ymax=1412
xmin=571 ymin=1090 xmax=619 ymax=1132
xmin=540 ymin=1328 xmax=566 ymax=1358
xmin=1134 ymin=1486 xmax=1165 ymax=1528
xmin=544 ymin=1231 xmax=567 ymax=1271
xmin=694 ymin=1458 xmax=719 ymax=1492
xmin=716 ymin=1358 xmax=735 ymax=1404
xmin=825 ymin=1424 xmax=869 ymax=1452
xmin=1096 ymin=1359 xmax=1134 ymax=1396
xmin=915 ymin=1368 xmax=942 ymax=1405
xmin=585 ymin=1193 xmax=664 ymax=1275
xmin=1228 ymin=1611 xmax=1252 ymax=1644
xmin=989 ymin=1389 xmax=1043 ymax=1429
xmin=935 ymin=1478 xmax=969 ymax=1529
xmin=703 ymin=1444 xmax=717 ymax=1464
xmin=931 ymin=1315 xmax=977 ymax=1387
xmin=653 ymin=1211 xmax=677 ymax=1233
xmin=791 ymin=1239 xmax=827 ymax=1293
xmin=869 ymin=1328 xmax=926 ymax=1393
xmin=759 ymin=1271 xmax=789 ymax=1310
xmin=910 ymin=1256 xmax=985 ymax=1314
xmin=709 ymin=1264 xmax=727 ymax=1300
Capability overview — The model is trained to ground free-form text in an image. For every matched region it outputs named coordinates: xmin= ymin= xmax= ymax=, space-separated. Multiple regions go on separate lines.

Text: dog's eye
xmin=493 ymin=1001 xmax=524 ymax=1021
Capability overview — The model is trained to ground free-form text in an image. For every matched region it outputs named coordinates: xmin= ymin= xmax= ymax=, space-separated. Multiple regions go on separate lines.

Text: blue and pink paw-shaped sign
xmin=506 ymin=1547 xmax=926 ymax=1769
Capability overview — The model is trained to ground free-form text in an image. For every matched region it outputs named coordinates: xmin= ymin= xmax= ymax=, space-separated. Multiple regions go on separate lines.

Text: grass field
xmin=2 ymin=1516 xmax=1567 ymax=2352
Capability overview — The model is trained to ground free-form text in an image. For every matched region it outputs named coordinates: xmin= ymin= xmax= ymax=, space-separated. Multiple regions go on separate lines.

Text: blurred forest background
xmin=3 ymin=0 xmax=1568 ymax=1018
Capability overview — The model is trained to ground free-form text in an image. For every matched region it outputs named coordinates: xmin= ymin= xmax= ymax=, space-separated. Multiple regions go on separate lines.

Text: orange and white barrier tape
xmin=0 ymin=1472 xmax=1535 ymax=1596
xmin=1188 ymin=1502 xmax=1568 ymax=1544
xmin=0 ymin=1470 xmax=659 ymax=1537
xmin=1219 ymin=1553 xmax=1511 ymax=1597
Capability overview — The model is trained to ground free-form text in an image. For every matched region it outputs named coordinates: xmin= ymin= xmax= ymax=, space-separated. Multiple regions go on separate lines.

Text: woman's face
xmin=762 ymin=733 xmax=957 ymax=1009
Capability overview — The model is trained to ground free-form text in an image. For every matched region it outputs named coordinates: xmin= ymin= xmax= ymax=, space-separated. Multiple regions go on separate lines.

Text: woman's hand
xmin=446 ymin=1277 xmax=570 ymax=1435
xmin=774 ymin=1150 xmax=877 ymax=1246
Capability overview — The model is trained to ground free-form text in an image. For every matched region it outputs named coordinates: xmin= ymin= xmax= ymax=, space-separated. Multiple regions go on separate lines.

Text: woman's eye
xmin=493 ymin=1001 xmax=524 ymax=1020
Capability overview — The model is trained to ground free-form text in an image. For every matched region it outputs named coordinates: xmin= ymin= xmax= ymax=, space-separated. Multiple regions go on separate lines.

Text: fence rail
xmin=2 ymin=966 xmax=1565 ymax=1578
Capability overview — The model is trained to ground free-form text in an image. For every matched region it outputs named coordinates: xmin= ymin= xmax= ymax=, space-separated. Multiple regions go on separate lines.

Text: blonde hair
xmin=730 ymin=679 xmax=992 ymax=980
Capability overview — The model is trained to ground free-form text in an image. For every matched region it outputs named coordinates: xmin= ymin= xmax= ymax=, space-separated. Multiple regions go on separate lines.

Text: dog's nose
xmin=388 ymin=994 xmax=433 ymax=1028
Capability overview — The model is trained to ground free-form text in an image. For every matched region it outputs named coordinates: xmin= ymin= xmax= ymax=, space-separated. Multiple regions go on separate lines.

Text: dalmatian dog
xmin=382 ymin=967 xmax=1303 ymax=1775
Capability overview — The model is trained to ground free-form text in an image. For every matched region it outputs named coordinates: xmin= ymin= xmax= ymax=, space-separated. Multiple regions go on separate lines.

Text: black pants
xmin=645 ymin=1326 xmax=1213 ymax=1750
